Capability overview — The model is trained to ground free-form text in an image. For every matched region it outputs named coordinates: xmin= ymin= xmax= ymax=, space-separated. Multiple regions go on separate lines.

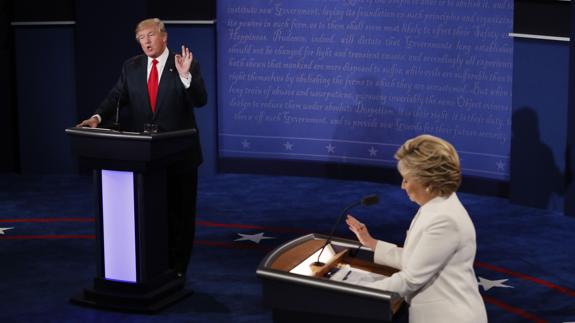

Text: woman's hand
xmin=346 ymin=215 xmax=377 ymax=250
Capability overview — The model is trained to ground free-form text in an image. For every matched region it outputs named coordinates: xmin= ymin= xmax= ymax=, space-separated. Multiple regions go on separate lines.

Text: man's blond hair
xmin=135 ymin=18 xmax=166 ymax=40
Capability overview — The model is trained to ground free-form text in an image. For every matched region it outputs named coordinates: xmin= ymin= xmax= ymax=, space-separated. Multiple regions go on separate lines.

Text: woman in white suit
xmin=346 ymin=134 xmax=487 ymax=323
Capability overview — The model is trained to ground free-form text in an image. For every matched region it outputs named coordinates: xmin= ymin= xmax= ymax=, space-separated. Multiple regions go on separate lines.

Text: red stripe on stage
xmin=0 ymin=235 xmax=273 ymax=251
xmin=476 ymin=261 xmax=575 ymax=298
xmin=0 ymin=217 xmax=94 ymax=223
xmin=2 ymin=216 xmax=574 ymax=302
xmin=0 ymin=218 xmax=308 ymax=234
xmin=195 ymin=240 xmax=272 ymax=250
xmin=196 ymin=220 xmax=309 ymax=233
xmin=483 ymin=296 xmax=549 ymax=323
xmin=0 ymin=234 xmax=95 ymax=240
xmin=0 ymin=217 xmax=567 ymax=323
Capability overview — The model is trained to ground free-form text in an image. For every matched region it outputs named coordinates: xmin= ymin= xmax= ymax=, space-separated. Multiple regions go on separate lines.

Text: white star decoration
xmin=368 ymin=146 xmax=378 ymax=157
xmin=235 ymin=232 xmax=275 ymax=244
xmin=496 ymin=160 xmax=505 ymax=171
xmin=326 ymin=144 xmax=336 ymax=153
xmin=0 ymin=227 xmax=14 ymax=235
xmin=478 ymin=276 xmax=513 ymax=291
xmin=241 ymin=139 xmax=251 ymax=149
xmin=283 ymin=141 xmax=294 ymax=151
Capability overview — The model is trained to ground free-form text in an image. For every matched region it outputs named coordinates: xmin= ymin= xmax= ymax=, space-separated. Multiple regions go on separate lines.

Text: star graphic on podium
xmin=241 ymin=139 xmax=251 ymax=149
xmin=0 ymin=227 xmax=14 ymax=235
xmin=235 ymin=232 xmax=275 ymax=244
xmin=478 ymin=276 xmax=513 ymax=291
xmin=368 ymin=146 xmax=378 ymax=157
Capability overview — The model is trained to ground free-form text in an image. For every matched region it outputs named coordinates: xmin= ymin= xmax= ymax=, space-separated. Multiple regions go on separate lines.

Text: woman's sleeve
xmin=373 ymin=240 xmax=403 ymax=269
xmin=368 ymin=214 xmax=459 ymax=297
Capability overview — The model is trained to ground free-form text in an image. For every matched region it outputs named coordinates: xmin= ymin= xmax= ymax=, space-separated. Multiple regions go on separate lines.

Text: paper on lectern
xmin=330 ymin=264 xmax=388 ymax=286
xmin=289 ymin=244 xmax=336 ymax=276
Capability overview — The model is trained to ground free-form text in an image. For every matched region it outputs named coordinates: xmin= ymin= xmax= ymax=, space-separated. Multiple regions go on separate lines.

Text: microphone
xmin=111 ymin=95 xmax=121 ymax=131
xmin=312 ymin=194 xmax=379 ymax=267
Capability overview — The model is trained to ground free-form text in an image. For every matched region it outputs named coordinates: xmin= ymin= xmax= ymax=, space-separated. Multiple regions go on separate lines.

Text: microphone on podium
xmin=311 ymin=194 xmax=379 ymax=267
xmin=111 ymin=95 xmax=122 ymax=131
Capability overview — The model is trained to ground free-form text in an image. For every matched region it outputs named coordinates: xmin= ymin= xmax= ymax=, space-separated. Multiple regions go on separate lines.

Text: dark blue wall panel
xmin=565 ymin=1 xmax=575 ymax=217
xmin=169 ymin=24 xmax=218 ymax=177
xmin=510 ymin=38 xmax=569 ymax=212
xmin=14 ymin=26 xmax=77 ymax=174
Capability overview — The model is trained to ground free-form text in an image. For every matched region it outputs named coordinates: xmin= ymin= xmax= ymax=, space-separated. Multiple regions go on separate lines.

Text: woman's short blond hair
xmin=394 ymin=134 xmax=461 ymax=196
xmin=135 ymin=18 xmax=166 ymax=39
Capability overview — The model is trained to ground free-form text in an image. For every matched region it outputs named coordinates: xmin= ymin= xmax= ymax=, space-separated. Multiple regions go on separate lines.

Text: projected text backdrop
xmin=217 ymin=0 xmax=513 ymax=179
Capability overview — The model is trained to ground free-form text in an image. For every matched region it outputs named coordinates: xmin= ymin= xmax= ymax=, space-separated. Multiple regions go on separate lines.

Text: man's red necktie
xmin=148 ymin=59 xmax=159 ymax=112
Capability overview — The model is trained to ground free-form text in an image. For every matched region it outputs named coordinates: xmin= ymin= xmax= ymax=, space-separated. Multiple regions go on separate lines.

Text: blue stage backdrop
xmin=217 ymin=0 xmax=513 ymax=180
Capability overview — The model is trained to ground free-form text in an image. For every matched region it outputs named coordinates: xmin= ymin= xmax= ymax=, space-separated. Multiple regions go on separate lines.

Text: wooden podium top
xmin=257 ymin=233 xmax=403 ymax=321
xmin=267 ymin=237 xmax=398 ymax=278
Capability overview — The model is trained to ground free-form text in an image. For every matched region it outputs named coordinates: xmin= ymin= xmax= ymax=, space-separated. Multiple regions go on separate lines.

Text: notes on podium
xmin=289 ymin=243 xmax=387 ymax=286
xmin=289 ymin=244 xmax=337 ymax=276
xmin=329 ymin=264 xmax=388 ymax=285
xmin=257 ymin=233 xmax=403 ymax=322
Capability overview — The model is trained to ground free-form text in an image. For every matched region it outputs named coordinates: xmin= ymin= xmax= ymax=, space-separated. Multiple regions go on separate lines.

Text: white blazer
xmin=369 ymin=193 xmax=487 ymax=323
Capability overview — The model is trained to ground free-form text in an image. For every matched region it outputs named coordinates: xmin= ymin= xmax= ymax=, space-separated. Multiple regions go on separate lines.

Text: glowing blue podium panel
xmin=101 ymin=170 xmax=137 ymax=283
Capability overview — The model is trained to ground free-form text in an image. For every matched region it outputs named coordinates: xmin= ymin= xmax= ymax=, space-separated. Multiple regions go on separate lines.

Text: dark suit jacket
xmin=96 ymin=50 xmax=208 ymax=165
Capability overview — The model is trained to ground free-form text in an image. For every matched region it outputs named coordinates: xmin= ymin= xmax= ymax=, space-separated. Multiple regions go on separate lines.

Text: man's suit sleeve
xmin=187 ymin=60 xmax=208 ymax=107
xmin=94 ymin=62 xmax=129 ymax=125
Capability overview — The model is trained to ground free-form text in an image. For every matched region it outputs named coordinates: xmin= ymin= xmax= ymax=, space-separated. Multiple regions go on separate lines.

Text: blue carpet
xmin=1 ymin=173 xmax=575 ymax=322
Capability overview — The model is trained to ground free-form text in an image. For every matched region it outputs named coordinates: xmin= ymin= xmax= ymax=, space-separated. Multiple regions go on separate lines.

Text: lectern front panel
xmin=67 ymin=127 xmax=192 ymax=311
xmin=101 ymin=170 xmax=137 ymax=283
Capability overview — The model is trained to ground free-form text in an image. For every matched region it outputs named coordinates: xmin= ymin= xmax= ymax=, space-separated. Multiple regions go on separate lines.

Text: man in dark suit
xmin=78 ymin=18 xmax=207 ymax=277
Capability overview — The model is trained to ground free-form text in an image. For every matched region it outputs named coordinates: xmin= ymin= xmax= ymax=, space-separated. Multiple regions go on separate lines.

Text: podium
xmin=65 ymin=127 xmax=197 ymax=312
xmin=257 ymin=233 xmax=403 ymax=322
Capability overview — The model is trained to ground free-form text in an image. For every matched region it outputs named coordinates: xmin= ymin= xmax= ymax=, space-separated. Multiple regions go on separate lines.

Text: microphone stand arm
xmin=112 ymin=95 xmax=121 ymax=131
xmin=313 ymin=201 xmax=361 ymax=266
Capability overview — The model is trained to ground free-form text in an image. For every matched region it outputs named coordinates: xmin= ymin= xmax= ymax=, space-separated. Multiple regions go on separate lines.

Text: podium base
xmin=70 ymin=273 xmax=190 ymax=313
